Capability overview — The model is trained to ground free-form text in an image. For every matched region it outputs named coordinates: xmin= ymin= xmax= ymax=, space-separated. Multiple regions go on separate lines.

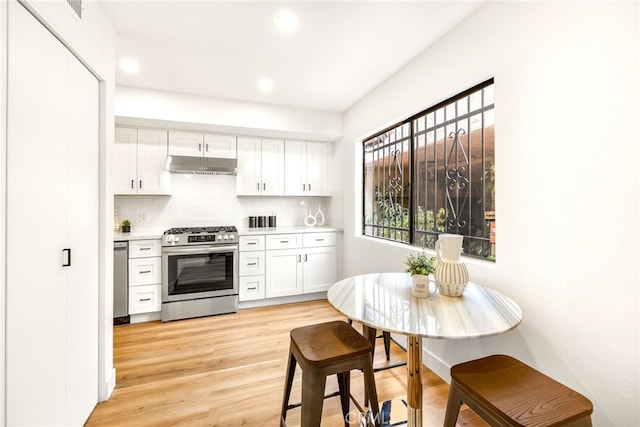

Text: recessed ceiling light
xmin=119 ymin=58 xmax=140 ymax=74
xmin=275 ymin=10 xmax=298 ymax=33
xmin=257 ymin=78 xmax=273 ymax=92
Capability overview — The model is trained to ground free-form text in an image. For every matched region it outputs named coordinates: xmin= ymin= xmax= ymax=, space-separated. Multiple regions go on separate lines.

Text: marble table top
xmin=327 ymin=272 xmax=522 ymax=339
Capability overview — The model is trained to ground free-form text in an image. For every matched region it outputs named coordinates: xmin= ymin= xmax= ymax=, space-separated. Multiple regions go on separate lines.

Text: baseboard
xmin=100 ymin=367 xmax=116 ymax=402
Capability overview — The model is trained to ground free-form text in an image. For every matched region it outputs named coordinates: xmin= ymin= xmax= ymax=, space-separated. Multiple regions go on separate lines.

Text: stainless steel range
xmin=161 ymin=226 xmax=238 ymax=322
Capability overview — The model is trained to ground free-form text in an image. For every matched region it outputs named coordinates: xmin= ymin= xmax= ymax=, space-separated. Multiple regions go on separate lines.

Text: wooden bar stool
xmin=280 ymin=321 xmax=381 ymax=427
xmin=444 ymin=354 xmax=593 ymax=427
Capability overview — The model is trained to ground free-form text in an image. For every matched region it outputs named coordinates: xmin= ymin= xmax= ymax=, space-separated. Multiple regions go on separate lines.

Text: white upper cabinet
xmin=236 ymin=136 xmax=285 ymax=196
xmin=168 ymin=131 xmax=236 ymax=159
xmin=204 ymin=133 xmax=237 ymax=159
xmin=114 ymin=127 xmax=171 ymax=195
xmin=284 ymin=140 xmax=329 ymax=196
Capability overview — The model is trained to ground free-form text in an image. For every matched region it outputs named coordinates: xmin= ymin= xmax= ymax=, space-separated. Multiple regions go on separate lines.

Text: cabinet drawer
xmin=303 ymin=232 xmax=336 ymax=248
xmin=239 ymin=235 xmax=265 ymax=251
xmin=239 ymin=251 xmax=265 ymax=276
xmin=239 ymin=276 xmax=265 ymax=301
xmin=266 ymin=234 xmax=302 ymax=250
xmin=129 ymin=284 xmax=161 ymax=314
xmin=129 ymin=239 xmax=162 ymax=258
xmin=129 ymin=257 xmax=161 ymax=286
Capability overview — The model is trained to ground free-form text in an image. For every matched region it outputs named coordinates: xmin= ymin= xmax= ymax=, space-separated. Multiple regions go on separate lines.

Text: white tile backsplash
xmin=115 ymin=174 xmax=331 ymax=231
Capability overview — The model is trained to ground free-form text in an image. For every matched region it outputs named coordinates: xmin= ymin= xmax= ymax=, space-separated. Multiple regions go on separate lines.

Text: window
xmin=363 ymin=79 xmax=495 ymax=260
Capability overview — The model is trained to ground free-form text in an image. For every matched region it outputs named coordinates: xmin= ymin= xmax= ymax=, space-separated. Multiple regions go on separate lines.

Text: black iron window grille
xmin=363 ymin=78 xmax=495 ymax=261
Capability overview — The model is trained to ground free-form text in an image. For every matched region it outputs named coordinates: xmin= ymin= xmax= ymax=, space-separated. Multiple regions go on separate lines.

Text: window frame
xmin=361 ymin=78 xmax=495 ymax=260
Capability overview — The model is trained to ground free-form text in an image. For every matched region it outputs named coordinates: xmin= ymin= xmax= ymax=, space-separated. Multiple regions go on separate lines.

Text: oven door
xmin=162 ymin=245 xmax=238 ymax=303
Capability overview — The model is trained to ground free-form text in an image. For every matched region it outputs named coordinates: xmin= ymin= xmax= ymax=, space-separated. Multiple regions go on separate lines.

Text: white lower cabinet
xmin=266 ymin=248 xmax=303 ymax=298
xmin=264 ymin=232 xmax=337 ymax=298
xmin=128 ymin=239 xmax=162 ymax=314
xmin=129 ymin=284 xmax=161 ymax=315
xmin=239 ymin=235 xmax=266 ymax=301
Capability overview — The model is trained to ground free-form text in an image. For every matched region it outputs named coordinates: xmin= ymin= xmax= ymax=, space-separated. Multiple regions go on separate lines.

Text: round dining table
xmin=327 ymin=272 xmax=522 ymax=427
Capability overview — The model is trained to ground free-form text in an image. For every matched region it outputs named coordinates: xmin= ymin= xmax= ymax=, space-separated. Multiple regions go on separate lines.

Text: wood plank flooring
xmin=86 ymin=299 xmax=487 ymax=426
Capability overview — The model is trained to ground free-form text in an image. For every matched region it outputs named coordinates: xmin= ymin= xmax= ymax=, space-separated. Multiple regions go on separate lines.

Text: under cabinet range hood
xmin=166 ymin=155 xmax=237 ymax=175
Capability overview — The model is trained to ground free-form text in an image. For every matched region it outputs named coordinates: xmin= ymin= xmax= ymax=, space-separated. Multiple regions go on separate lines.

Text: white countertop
xmin=113 ymin=230 xmax=164 ymax=241
xmin=237 ymin=225 xmax=342 ymax=235
xmin=114 ymin=226 xmax=342 ymax=242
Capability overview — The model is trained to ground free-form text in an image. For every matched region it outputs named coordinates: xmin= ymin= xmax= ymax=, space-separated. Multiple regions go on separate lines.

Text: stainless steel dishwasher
xmin=113 ymin=241 xmax=129 ymax=324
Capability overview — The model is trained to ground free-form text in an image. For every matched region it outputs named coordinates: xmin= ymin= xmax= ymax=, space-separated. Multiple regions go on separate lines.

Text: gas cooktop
xmin=162 ymin=226 xmax=238 ymax=246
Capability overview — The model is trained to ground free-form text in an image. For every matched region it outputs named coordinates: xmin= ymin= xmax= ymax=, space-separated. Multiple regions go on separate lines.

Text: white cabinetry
xmin=6 ymin=3 xmax=98 ymax=424
xmin=285 ymin=140 xmax=330 ymax=196
xmin=236 ymin=136 xmax=285 ymax=195
xmin=114 ymin=127 xmax=171 ymax=195
xmin=239 ymin=235 xmax=266 ymax=301
xmin=265 ymin=233 xmax=337 ymax=298
xmin=128 ymin=239 xmax=162 ymax=314
xmin=168 ymin=131 xmax=236 ymax=159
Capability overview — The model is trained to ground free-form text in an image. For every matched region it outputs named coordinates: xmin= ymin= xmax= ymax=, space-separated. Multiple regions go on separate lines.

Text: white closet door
xmin=7 ymin=2 xmax=98 ymax=425
xmin=65 ymin=49 xmax=99 ymax=424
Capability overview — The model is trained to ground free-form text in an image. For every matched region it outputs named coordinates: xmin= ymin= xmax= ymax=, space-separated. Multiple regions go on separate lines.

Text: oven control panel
xmin=164 ymin=233 xmax=236 ymax=246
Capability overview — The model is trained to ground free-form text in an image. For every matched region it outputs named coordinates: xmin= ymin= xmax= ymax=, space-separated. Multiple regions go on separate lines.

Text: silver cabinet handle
xmin=131 ymin=179 xmax=135 ymax=189
xmin=139 ymin=180 xmax=143 ymax=189
xmin=62 ymin=248 xmax=71 ymax=267
xmin=280 ymin=240 xmax=289 ymax=244
xmin=303 ymin=184 xmax=306 ymax=191
xmin=263 ymin=183 xmax=266 ymax=191
xmin=256 ymin=183 xmax=260 ymax=190
xmin=139 ymin=270 xmax=151 ymax=274
xmin=247 ymin=287 xmax=257 ymax=291
xmin=205 ymin=143 xmax=209 ymax=152
xmin=198 ymin=143 xmax=202 ymax=152
xmin=139 ymin=297 xmax=151 ymax=302
xmin=308 ymin=183 xmax=311 ymax=191
xmin=247 ymin=262 xmax=257 ymax=266
xmin=304 ymin=254 xmax=308 ymax=262
xmin=247 ymin=242 xmax=257 ymax=246
xmin=315 ymin=238 xmax=325 ymax=242
xmin=297 ymin=255 xmax=301 ymax=262
xmin=139 ymin=247 xmax=152 ymax=251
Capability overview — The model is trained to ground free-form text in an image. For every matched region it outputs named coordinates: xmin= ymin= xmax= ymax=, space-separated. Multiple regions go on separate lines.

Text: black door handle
xmin=62 ymin=248 xmax=71 ymax=267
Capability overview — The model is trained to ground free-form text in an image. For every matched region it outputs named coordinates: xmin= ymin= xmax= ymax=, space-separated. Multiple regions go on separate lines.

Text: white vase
xmin=411 ymin=274 xmax=437 ymax=298
xmin=434 ymin=234 xmax=468 ymax=297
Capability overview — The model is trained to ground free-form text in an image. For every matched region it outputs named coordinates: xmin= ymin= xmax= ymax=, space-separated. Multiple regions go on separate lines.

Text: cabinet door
xmin=168 ymin=130 xmax=204 ymax=157
xmin=306 ymin=142 xmax=329 ymax=196
xmin=303 ymin=246 xmax=337 ymax=293
xmin=239 ymin=276 xmax=266 ymax=301
xmin=129 ymin=239 xmax=162 ymax=258
xmin=239 ymin=251 xmax=265 ymax=276
xmin=266 ymin=249 xmax=302 ymax=298
xmin=137 ymin=129 xmax=171 ymax=195
xmin=284 ymin=140 xmax=307 ymax=195
xmin=261 ymin=138 xmax=285 ymax=196
xmin=7 ymin=3 xmax=98 ymax=424
xmin=129 ymin=257 xmax=161 ymax=286
xmin=204 ymin=134 xmax=237 ymax=159
xmin=65 ymin=48 xmax=100 ymax=424
xmin=236 ymin=136 xmax=262 ymax=195
xmin=129 ymin=284 xmax=161 ymax=314
xmin=114 ymin=127 xmax=138 ymax=195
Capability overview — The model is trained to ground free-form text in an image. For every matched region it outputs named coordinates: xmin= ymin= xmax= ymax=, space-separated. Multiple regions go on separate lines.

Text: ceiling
xmin=98 ymin=1 xmax=484 ymax=113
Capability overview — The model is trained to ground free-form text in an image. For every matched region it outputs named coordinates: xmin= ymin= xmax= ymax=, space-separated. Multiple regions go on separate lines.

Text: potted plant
xmin=405 ymin=252 xmax=437 ymax=298
xmin=121 ymin=219 xmax=131 ymax=233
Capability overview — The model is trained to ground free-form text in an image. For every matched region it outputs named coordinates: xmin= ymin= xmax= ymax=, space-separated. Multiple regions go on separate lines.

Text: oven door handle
xmin=162 ymin=245 xmax=238 ymax=256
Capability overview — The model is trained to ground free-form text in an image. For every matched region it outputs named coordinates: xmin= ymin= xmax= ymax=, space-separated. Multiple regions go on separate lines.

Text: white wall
xmin=0 ymin=0 xmax=117 ymax=414
xmin=338 ymin=2 xmax=639 ymax=425
xmin=116 ymin=86 xmax=343 ymax=142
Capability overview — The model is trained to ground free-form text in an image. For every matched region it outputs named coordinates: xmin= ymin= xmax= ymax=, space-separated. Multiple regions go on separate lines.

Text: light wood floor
xmin=86 ymin=299 xmax=487 ymax=426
